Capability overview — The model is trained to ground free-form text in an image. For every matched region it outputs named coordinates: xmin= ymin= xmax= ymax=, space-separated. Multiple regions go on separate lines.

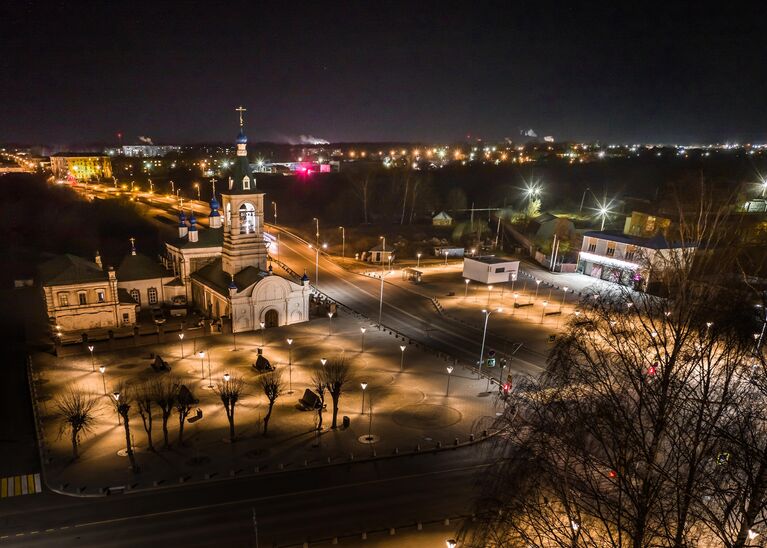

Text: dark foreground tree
xmin=113 ymin=384 xmax=139 ymax=473
xmin=310 ymin=369 xmax=327 ymax=431
xmin=214 ymin=375 xmax=245 ymax=442
xmin=258 ymin=371 xmax=282 ymax=436
xmin=467 ymin=188 xmax=767 ymax=547
xmin=55 ymin=387 xmax=99 ymax=460
xmin=134 ymin=381 xmax=155 ymax=452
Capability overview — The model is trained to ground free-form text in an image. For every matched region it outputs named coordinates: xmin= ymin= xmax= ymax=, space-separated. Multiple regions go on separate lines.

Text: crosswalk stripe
xmin=0 ymin=474 xmax=42 ymax=497
xmin=1 ymin=478 xmax=7 ymax=497
xmin=20 ymin=475 xmax=28 ymax=495
xmin=33 ymin=473 xmax=41 ymax=493
xmin=14 ymin=476 xmax=21 ymax=496
xmin=26 ymin=474 xmax=35 ymax=494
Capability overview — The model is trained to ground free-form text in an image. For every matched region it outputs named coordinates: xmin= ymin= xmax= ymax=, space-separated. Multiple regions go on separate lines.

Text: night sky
xmin=2 ymin=1 xmax=766 ymax=145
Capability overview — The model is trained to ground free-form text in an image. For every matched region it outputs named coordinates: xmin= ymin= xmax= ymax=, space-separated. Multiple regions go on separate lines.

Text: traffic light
xmin=502 ymin=383 xmax=511 ymax=396
xmin=487 ymin=349 xmax=496 ymax=367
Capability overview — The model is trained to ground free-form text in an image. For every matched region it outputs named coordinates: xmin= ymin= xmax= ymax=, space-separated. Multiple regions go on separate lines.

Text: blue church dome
xmin=188 ymin=213 xmax=197 ymax=231
xmin=236 ymin=132 xmax=248 ymax=144
xmin=178 ymin=211 xmax=187 ymax=227
xmin=209 ymin=195 xmax=220 ymax=217
xmin=301 ymin=270 xmax=310 ymax=283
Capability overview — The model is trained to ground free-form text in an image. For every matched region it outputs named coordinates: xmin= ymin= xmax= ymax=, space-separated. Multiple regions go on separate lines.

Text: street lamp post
xmin=87 ymin=345 xmax=95 ymax=372
xmin=399 ymin=345 xmax=406 ymax=371
xmin=320 ymin=358 xmax=327 ymax=366
xmin=286 ymin=338 xmax=293 ymax=394
xmin=534 ymin=279 xmax=542 ymax=302
xmin=360 ymin=327 xmax=366 ymax=352
xmin=478 ymin=308 xmax=494 ymax=378
xmin=487 ymin=285 xmax=494 ymax=307
xmin=178 ymin=333 xmax=185 ymax=358
xmin=445 ymin=365 xmax=454 ymax=396
xmin=99 ymin=365 xmax=106 ymax=395
xmin=360 ymin=382 xmax=368 ymax=414
xmin=464 ymin=278 xmax=470 ymax=298
xmin=313 ymin=217 xmax=319 ymax=247
xmin=206 ymin=352 xmax=213 ymax=388
xmin=272 ymin=201 xmax=277 ymax=227
xmin=417 ymin=252 xmax=422 ymax=269
xmin=198 ymin=351 xmax=205 ymax=381
xmin=260 ymin=321 xmax=266 ymax=347
xmin=541 ymin=300 xmax=548 ymax=323
xmin=327 ymin=312 xmax=334 ymax=336
xmin=378 ymin=266 xmax=385 ymax=326
xmin=444 ymin=250 xmax=449 ymax=266
xmin=512 ymin=292 xmax=519 ymax=314
xmin=194 ymin=182 xmax=200 ymax=200
xmin=338 ymin=226 xmax=345 ymax=259
xmin=561 ymin=286 xmax=569 ymax=311
xmin=112 ymin=392 xmax=121 ymax=425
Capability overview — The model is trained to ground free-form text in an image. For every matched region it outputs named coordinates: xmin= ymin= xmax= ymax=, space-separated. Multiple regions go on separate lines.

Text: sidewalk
xmin=31 ymin=312 xmax=503 ymax=496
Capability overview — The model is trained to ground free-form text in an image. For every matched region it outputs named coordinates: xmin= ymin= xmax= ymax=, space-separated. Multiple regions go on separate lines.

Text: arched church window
xmin=130 ymin=289 xmax=140 ymax=305
xmin=226 ymin=203 xmax=231 ymax=225
xmin=242 ymin=176 xmax=250 ymax=190
xmin=239 ymin=202 xmax=256 ymax=234
xmin=148 ymin=287 xmax=158 ymax=305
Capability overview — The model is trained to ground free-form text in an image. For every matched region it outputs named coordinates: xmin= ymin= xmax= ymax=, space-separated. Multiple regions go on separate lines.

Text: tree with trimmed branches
xmin=175 ymin=384 xmax=197 ymax=446
xmin=55 ymin=387 xmax=99 ymax=460
xmin=113 ymin=384 xmax=139 ymax=473
xmin=134 ymin=381 xmax=155 ymax=452
xmin=214 ymin=375 xmax=246 ymax=443
xmin=150 ymin=376 xmax=177 ymax=449
xmin=310 ymin=369 xmax=327 ymax=431
xmin=258 ymin=371 xmax=282 ymax=436
xmin=319 ymin=358 xmax=351 ymax=429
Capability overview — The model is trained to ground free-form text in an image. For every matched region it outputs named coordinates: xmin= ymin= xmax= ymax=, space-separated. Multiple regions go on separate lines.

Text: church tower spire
xmin=220 ymin=105 xmax=267 ymax=276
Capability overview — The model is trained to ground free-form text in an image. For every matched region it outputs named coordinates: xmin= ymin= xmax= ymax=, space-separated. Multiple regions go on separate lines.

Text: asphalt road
xmin=271 ymin=226 xmax=547 ymax=377
xmin=0 ymin=445 xmax=495 ymax=547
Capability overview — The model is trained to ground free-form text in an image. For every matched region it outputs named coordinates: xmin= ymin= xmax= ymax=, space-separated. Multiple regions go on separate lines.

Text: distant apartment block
xmin=50 ymin=153 xmax=112 ymax=180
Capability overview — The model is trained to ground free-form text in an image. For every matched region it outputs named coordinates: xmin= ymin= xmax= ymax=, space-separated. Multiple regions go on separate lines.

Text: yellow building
xmin=623 ymin=211 xmax=672 ymax=238
xmin=50 ymin=153 xmax=113 ymax=180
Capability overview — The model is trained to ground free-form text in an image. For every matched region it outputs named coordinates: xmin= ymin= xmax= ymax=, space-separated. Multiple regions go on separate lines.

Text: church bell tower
xmin=221 ymin=106 xmax=268 ymax=276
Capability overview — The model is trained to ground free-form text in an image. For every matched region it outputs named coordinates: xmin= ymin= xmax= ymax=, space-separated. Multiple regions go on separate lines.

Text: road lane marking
xmin=65 ymin=461 xmax=494 ymax=531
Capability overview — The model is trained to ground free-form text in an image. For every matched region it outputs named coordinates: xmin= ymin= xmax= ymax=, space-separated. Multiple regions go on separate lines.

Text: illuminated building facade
xmin=50 ymin=153 xmax=113 ymax=180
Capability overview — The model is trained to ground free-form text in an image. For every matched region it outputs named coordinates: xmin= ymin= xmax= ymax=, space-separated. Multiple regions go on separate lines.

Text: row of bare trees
xmin=468 ymin=189 xmax=767 ymax=546
xmin=55 ymin=358 xmax=354 ymax=468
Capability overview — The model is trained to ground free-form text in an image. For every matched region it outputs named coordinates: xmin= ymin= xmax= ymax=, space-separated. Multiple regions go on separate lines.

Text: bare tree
xmin=134 ymin=381 xmax=155 ymax=452
xmin=319 ymin=358 xmax=351 ymax=429
xmin=258 ymin=371 xmax=282 ymax=436
xmin=113 ymin=384 xmax=139 ymax=473
xmin=214 ymin=375 xmax=246 ymax=443
xmin=467 ymin=188 xmax=766 ymax=547
xmin=309 ymin=369 xmax=327 ymax=431
xmin=175 ymin=384 xmax=197 ymax=446
xmin=55 ymin=387 xmax=99 ymax=460
xmin=151 ymin=376 xmax=177 ymax=449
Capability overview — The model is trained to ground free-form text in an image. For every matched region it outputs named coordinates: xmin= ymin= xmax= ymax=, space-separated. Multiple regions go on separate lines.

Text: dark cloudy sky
xmin=2 ymin=1 xmax=765 ymax=145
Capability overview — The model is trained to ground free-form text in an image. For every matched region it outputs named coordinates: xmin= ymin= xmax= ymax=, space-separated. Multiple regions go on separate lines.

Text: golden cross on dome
xmin=235 ymin=106 xmax=246 ymax=130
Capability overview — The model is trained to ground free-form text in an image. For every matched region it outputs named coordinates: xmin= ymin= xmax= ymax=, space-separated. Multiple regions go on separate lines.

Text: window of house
xmin=242 ymin=176 xmax=250 ymax=190
xmin=588 ymin=239 xmax=597 ymax=253
xmin=148 ymin=287 xmax=158 ymax=305
xmin=625 ymin=246 xmax=636 ymax=261
xmin=122 ymin=313 xmax=130 ymax=324
xmin=606 ymin=243 xmax=616 ymax=257
xmin=130 ymin=289 xmax=140 ymax=305
xmin=97 ymin=289 xmax=105 ymax=303
xmin=59 ymin=293 xmax=69 ymax=307
xmin=495 ymin=267 xmax=505 ymax=273
xmin=78 ymin=292 xmax=87 ymax=305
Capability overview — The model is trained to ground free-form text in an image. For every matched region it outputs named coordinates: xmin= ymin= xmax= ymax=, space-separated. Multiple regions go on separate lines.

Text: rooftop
xmin=117 ymin=252 xmax=173 ymax=282
xmin=38 ymin=254 xmax=108 ymax=286
xmin=166 ymin=227 xmax=224 ymax=250
xmin=583 ymin=230 xmax=693 ymax=249
xmin=467 ymin=255 xmax=517 ymax=265
xmin=190 ymin=258 xmax=267 ymax=295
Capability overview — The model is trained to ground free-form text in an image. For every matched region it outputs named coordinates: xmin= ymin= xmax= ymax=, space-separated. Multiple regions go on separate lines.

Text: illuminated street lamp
xmin=478 ymin=308 xmax=502 ymax=377
xmin=534 ymin=279 xmax=542 ymax=302
xmin=445 ymin=365 xmax=454 ymax=396
xmin=417 ymin=252 xmax=422 ymax=269
xmin=443 ymin=250 xmax=449 ymax=266
xmin=360 ymin=382 xmax=368 ymax=414
xmin=98 ymin=365 xmax=106 ymax=395
xmin=194 ymin=182 xmax=200 ymax=200
xmin=399 ymin=345 xmax=406 ymax=371
xmin=446 ymin=539 xmax=457 ymax=548
xmin=540 ymin=300 xmax=548 ymax=323
xmin=272 ymin=201 xmax=278 ymax=226
xmin=112 ymin=391 xmax=121 ymax=425
xmin=312 ymin=217 xmax=319 ymax=247
xmin=512 ymin=292 xmax=519 ymax=314
xmin=320 ymin=357 xmax=327 ymax=366
xmin=338 ymin=226 xmax=345 ymax=258
xmin=178 ymin=332 xmax=185 ymax=358
xmin=286 ymin=338 xmax=294 ymax=394
xmin=87 ymin=345 xmax=95 ymax=372
xmin=360 ymin=327 xmax=367 ymax=352
xmin=561 ymin=286 xmax=569 ymax=310
xmin=327 ymin=311 xmax=334 ymax=336
xmin=198 ymin=350 xmax=205 ymax=381
xmin=223 ymin=372 xmax=231 ymax=383
xmin=487 ymin=285 xmax=494 ymax=307
xmin=464 ymin=278 xmax=470 ymax=298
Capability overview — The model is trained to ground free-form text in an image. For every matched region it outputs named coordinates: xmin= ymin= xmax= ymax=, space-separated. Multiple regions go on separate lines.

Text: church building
xmin=164 ymin=109 xmax=310 ymax=332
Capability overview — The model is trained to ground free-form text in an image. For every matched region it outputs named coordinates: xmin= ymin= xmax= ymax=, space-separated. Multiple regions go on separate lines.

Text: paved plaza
xmin=31 ymin=312 xmax=502 ymax=495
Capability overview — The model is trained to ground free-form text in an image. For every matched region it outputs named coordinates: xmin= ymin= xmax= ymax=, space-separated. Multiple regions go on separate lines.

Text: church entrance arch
xmin=264 ymin=309 xmax=279 ymax=328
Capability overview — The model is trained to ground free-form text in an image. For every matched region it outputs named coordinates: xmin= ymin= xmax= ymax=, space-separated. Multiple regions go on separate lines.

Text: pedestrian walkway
xmin=0 ymin=473 xmax=42 ymax=498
